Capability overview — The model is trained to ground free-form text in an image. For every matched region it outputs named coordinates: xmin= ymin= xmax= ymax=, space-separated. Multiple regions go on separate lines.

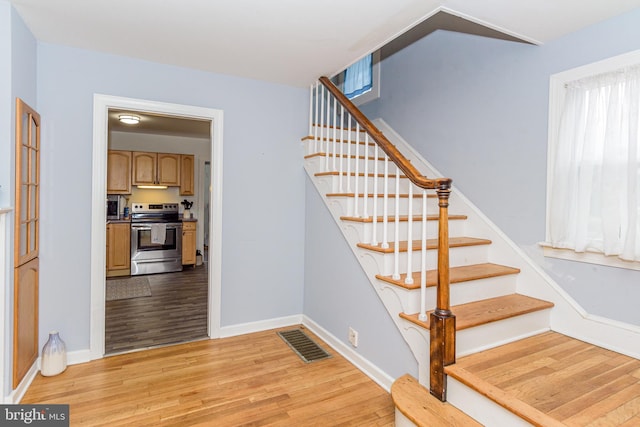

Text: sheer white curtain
xmin=549 ymin=66 xmax=640 ymax=261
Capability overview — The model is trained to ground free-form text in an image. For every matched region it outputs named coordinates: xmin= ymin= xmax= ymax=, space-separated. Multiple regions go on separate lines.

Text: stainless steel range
xmin=130 ymin=202 xmax=182 ymax=276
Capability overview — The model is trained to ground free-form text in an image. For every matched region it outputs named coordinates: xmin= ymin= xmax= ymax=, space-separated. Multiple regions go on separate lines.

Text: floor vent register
xmin=277 ymin=329 xmax=331 ymax=363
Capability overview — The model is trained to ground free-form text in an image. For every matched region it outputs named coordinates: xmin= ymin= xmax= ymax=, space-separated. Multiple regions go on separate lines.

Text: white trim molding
xmin=219 ymin=315 xmax=303 ymax=338
xmin=303 ymin=316 xmax=395 ymax=392
xmin=540 ymin=244 xmax=640 ymax=272
xmin=91 ymin=95 xmax=224 ymax=360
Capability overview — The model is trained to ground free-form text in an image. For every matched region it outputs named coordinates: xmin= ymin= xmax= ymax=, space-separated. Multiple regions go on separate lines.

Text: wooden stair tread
xmin=445 ymin=331 xmax=640 ymax=426
xmin=341 ymin=214 xmax=467 ymax=223
xmin=377 ymin=263 xmax=521 ymax=290
xmin=399 ymin=294 xmax=554 ymax=330
xmin=358 ymin=236 xmax=491 ymax=253
xmin=391 ymin=374 xmax=482 ymax=427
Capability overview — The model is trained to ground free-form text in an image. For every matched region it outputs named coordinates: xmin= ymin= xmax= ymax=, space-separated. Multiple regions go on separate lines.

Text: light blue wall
xmin=0 ymin=0 xmax=11 ymax=402
xmin=1 ymin=0 xmax=37 ymax=398
xmin=360 ymin=8 xmax=640 ymax=326
xmin=303 ymin=178 xmax=418 ymax=379
xmin=36 ymin=43 xmax=308 ymax=351
xmin=0 ymin=1 xmax=11 ymax=208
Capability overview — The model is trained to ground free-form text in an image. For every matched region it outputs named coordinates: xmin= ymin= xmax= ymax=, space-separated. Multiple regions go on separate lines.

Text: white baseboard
xmin=66 ymin=349 xmax=92 ymax=366
xmin=302 ymin=315 xmax=394 ymax=392
xmin=7 ymin=363 xmax=38 ymax=404
xmin=219 ymin=314 xmax=303 ymax=338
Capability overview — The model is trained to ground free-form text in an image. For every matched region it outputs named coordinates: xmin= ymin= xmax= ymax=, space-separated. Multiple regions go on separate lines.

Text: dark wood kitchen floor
xmin=105 ymin=264 xmax=209 ymax=354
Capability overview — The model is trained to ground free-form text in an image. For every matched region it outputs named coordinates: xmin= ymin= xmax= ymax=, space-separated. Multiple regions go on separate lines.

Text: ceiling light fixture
xmin=118 ymin=114 xmax=140 ymax=125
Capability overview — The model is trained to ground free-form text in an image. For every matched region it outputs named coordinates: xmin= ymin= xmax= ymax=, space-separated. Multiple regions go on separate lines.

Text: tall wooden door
xmin=13 ymin=98 xmax=40 ymax=388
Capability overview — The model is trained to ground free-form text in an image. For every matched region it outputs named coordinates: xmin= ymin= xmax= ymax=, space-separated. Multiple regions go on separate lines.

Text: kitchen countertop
xmin=106 ymin=217 xmax=131 ymax=224
xmin=106 ymin=217 xmax=197 ymax=223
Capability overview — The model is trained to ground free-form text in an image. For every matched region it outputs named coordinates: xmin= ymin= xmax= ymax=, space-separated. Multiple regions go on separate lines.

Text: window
xmin=544 ymin=50 xmax=640 ymax=269
xmin=344 ymin=54 xmax=373 ymax=99
xmin=333 ymin=51 xmax=380 ymax=106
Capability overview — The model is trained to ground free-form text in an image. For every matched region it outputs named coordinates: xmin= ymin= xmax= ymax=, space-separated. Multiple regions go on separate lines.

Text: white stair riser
xmin=305 ymin=139 xmax=378 ymax=157
xmin=398 ymin=309 xmax=551 ymax=361
xmin=380 ymin=275 xmax=518 ymax=314
xmin=449 ymin=275 xmax=518 ymax=307
xmin=359 ymin=244 xmax=490 ymax=277
xmin=310 ymin=126 xmax=366 ymax=140
xmin=447 ymin=379 xmax=532 ymax=427
xmin=327 ymin=196 xmax=439 ymax=218
xmin=316 ymin=174 xmax=415 ymax=194
xmin=456 ymin=310 xmax=551 ymax=357
xmin=342 ymin=219 xmax=466 ymax=244
xmin=311 ymin=157 xmax=409 ymax=178
xmin=394 ymin=409 xmax=421 ymax=427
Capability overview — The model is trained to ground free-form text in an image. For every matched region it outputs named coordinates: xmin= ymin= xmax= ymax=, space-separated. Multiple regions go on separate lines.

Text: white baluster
xmin=362 ymin=133 xmax=369 ymax=219
xmin=419 ymin=190 xmax=428 ymax=321
xmin=353 ymin=123 xmax=361 ymax=218
xmin=319 ymin=85 xmax=325 ymax=165
xmin=371 ymin=143 xmax=379 ymax=246
xmin=405 ymin=183 xmax=414 ymax=285
xmin=346 ymin=114 xmax=352 ymax=193
xmin=313 ymin=83 xmax=319 ymax=153
xmin=338 ymin=106 xmax=345 ymax=193
xmin=332 ymin=97 xmax=337 ymax=171
xmin=381 ymin=156 xmax=389 ymax=249
xmin=392 ymin=165 xmax=401 ymax=280
xmin=325 ymin=87 xmax=331 ymax=170
xmin=308 ymin=84 xmax=313 ymax=138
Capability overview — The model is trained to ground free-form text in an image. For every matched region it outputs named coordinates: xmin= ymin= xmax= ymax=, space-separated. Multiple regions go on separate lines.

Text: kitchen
xmin=105 ymin=109 xmax=212 ymax=354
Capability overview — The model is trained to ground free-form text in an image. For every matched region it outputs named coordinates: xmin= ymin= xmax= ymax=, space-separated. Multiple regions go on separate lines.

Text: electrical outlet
xmin=348 ymin=327 xmax=359 ymax=347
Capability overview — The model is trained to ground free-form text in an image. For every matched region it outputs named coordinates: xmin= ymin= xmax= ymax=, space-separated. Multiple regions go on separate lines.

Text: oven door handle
xmin=131 ymin=224 xmax=182 ymax=231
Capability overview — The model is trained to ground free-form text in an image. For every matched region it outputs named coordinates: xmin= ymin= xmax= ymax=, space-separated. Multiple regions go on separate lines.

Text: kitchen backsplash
xmin=115 ymin=187 xmax=195 ymax=214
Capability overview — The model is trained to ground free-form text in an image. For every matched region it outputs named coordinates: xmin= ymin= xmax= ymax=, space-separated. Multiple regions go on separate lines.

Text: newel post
xmin=430 ymin=181 xmax=455 ymax=401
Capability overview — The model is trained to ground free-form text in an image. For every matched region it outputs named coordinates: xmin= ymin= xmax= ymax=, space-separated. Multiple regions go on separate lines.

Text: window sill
xmin=539 ymin=243 xmax=640 ymax=271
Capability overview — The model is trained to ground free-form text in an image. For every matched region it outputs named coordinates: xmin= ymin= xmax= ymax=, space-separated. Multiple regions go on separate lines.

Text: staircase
xmin=303 ymin=78 xmax=640 ymax=425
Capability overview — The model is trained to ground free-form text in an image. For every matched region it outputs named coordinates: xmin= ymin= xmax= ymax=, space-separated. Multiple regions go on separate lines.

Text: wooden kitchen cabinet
xmin=132 ymin=151 xmax=156 ymax=185
xmin=106 ymin=222 xmax=131 ymax=277
xmin=182 ymin=221 xmax=197 ymax=266
xmin=180 ymin=154 xmax=195 ymax=196
xmin=107 ymin=150 xmax=132 ymax=194
xmin=158 ymin=153 xmax=181 ymax=186
xmin=132 ymin=152 xmax=180 ymax=186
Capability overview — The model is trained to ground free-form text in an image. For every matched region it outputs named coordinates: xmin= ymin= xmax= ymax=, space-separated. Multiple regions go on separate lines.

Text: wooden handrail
xmin=319 ymin=77 xmax=451 ymax=191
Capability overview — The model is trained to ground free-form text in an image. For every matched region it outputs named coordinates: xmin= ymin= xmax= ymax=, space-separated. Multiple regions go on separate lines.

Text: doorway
xmin=90 ymin=95 xmax=223 ymax=359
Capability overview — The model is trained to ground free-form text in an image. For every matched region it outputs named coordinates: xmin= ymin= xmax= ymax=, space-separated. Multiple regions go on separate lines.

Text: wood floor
xmin=21 ymin=327 xmax=395 ymax=426
xmin=105 ymin=264 xmax=209 ymax=354
xmin=446 ymin=331 xmax=640 ymax=426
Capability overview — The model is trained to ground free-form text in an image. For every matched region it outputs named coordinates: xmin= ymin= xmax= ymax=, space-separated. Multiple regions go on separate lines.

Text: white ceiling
xmin=109 ymin=109 xmax=211 ymax=139
xmin=10 ymin=0 xmax=640 ymax=88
